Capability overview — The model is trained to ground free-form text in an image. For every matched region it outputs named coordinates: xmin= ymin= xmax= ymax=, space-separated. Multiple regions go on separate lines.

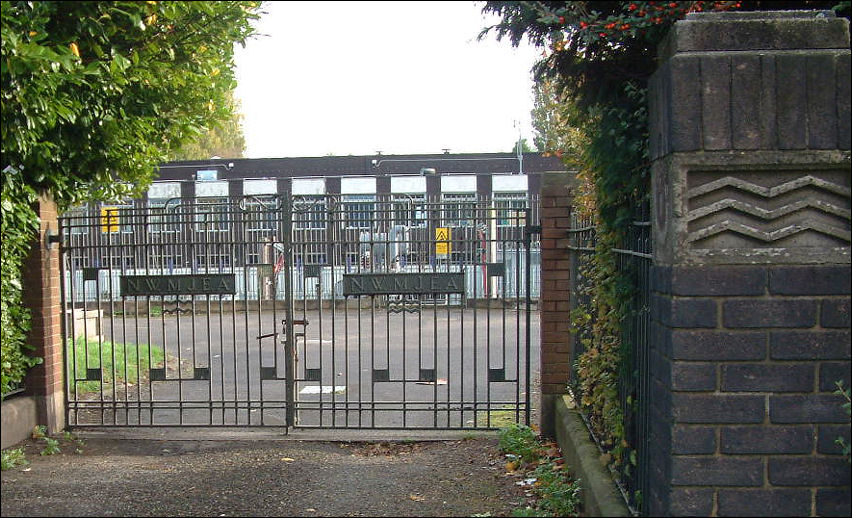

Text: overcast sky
xmin=233 ymin=1 xmax=542 ymax=158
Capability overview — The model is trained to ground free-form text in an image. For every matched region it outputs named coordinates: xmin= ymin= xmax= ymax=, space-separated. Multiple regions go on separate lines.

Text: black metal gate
xmin=59 ymin=194 xmax=538 ymax=429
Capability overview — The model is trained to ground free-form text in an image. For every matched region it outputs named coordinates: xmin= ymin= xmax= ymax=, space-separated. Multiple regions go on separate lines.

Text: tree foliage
xmin=484 ymin=0 xmax=850 ymax=498
xmin=169 ymin=90 xmax=246 ymax=161
xmin=1 ymin=0 xmax=261 ymax=396
xmin=530 ymin=80 xmax=591 ymax=210
xmin=510 ymin=137 xmax=536 ymax=154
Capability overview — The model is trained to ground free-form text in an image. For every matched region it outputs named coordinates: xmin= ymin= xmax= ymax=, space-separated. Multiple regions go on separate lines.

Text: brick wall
xmin=538 ymin=174 xmax=574 ymax=436
xmin=649 ymin=266 xmax=851 ymax=516
xmin=20 ymin=194 xmax=66 ymax=433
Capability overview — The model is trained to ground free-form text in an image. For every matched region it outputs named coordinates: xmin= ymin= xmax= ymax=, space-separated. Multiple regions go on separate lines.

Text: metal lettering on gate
xmin=342 ymin=273 xmax=465 ymax=296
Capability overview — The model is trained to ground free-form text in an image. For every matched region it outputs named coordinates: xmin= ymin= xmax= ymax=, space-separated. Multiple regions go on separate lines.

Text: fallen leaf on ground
xmin=280 ymin=457 xmax=295 ymax=462
xmin=410 ymin=494 xmax=426 ymax=502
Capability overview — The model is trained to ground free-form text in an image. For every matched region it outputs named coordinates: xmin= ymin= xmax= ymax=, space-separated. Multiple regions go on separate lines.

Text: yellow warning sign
xmin=100 ymin=206 xmax=120 ymax=233
xmin=435 ymin=227 xmax=451 ymax=256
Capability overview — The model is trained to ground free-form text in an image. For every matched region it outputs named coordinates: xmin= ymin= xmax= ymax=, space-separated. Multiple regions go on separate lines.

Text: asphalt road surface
xmin=69 ymin=305 xmax=540 ymax=429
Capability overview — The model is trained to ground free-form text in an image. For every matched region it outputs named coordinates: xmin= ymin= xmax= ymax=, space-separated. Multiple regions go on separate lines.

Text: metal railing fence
xmin=567 ymin=203 xmax=652 ymax=516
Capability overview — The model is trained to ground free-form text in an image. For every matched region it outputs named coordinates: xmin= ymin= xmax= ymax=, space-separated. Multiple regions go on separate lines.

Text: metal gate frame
xmin=59 ymin=194 xmax=537 ymax=429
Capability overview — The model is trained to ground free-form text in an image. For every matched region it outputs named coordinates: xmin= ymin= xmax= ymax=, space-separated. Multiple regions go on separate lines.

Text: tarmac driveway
xmin=1 ymin=433 xmax=530 ymax=517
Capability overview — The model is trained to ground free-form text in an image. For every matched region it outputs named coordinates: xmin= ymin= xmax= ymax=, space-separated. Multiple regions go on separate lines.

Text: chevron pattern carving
xmin=686 ymin=173 xmax=851 ymax=247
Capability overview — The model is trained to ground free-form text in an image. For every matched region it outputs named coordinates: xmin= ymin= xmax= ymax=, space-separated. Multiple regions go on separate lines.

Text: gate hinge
xmin=46 ymin=228 xmax=61 ymax=249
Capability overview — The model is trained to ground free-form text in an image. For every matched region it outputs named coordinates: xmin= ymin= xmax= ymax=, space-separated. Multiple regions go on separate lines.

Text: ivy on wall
xmin=484 ymin=0 xmax=851 ymax=488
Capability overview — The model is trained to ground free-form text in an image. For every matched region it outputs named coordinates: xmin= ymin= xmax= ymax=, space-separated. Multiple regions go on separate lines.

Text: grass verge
xmin=66 ymin=337 xmax=166 ymax=394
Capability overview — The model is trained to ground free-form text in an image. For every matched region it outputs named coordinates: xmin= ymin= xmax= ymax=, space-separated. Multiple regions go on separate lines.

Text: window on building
xmin=244 ymin=196 xmax=278 ymax=234
xmin=343 ymin=194 xmax=375 ymax=229
xmin=147 ymin=199 xmax=182 ymax=233
xmin=194 ymin=197 xmax=229 ymax=233
xmin=494 ymin=193 xmax=528 ymax=228
xmin=64 ymin=206 xmax=91 ymax=235
xmin=392 ymin=194 xmax=427 ymax=228
xmin=293 ymin=195 xmax=327 ymax=230
xmin=441 ymin=193 xmax=476 ymax=227
xmin=294 ymin=251 xmax=327 ymax=266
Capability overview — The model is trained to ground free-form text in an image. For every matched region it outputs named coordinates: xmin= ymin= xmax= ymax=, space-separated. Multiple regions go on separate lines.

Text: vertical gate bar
xmin=194 ymin=238 xmax=202 ymax=424
xmin=118 ymin=211 xmax=126 ymax=424
xmin=369 ymin=204 xmax=376 ymax=429
xmin=191 ymin=251 xmax=198 ymax=423
xmin=472 ymin=199 xmax=479 ymax=428
xmin=122 ymin=209 xmax=131 ymax=425
xmin=272 ymin=201 xmax=280 ymax=412
xmin=326 ymin=203 xmax=335 ymax=427
xmin=217 ymin=291 xmax=225 ymax=425
xmin=94 ymin=222 xmax=105 ymax=425
xmin=385 ymin=294 xmax=391 ymax=425
xmin=401 ymin=291 xmax=407 ymax=429
xmin=132 ymin=208 xmax=141 ymax=425
xmin=302 ymin=212 xmax=308 ymax=423
xmin=207 ymin=289 xmax=213 ymax=426
xmin=203 ymin=209 xmax=210 ymax=425
xmin=145 ymin=206 xmax=153 ymax=425
xmin=242 ymin=205 xmax=252 ymax=426
xmin=446 ymin=289 xmax=451 ymax=427
xmin=345 ymin=279 xmax=352 ymax=427
xmin=515 ymin=211 xmax=522 ymax=423
xmin=78 ymin=217 xmax=89 ymax=422
xmin=356 ymin=260 xmax=362 ymax=426
xmin=524 ymin=208 xmax=532 ymax=426
xmin=370 ymin=293 xmax=375 ymax=428
xmin=340 ymin=201 xmax=350 ymax=427
xmin=500 ymin=209 xmax=507 ymax=378
xmin=256 ymin=208 xmax=265 ymax=426
xmin=485 ymin=222 xmax=492 ymax=428
xmin=231 ymin=215 xmax=239 ymax=426
xmin=283 ymin=194 xmax=296 ymax=429
xmin=269 ymin=201 xmax=279 ymax=425
xmin=433 ymin=293 xmax=438 ymax=428
xmin=460 ymin=275 xmax=464 ymax=429
xmin=176 ymin=284 xmax=183 ymax=423
xmin=105 ymin=219 xmax=117 ymax=424
xmin=58 ymin=214 xmax=72 ymax=426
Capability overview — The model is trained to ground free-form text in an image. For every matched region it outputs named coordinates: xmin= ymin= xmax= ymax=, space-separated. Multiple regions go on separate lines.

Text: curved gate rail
xmin=59 ymin=194 xmax=539 ymax=429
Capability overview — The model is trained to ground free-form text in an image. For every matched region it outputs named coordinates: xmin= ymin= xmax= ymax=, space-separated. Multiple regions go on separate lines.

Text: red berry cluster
xmin=552 ymin=1 xmax=742 ymax=47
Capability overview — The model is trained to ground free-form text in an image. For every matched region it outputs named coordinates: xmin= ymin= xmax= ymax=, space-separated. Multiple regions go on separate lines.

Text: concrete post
xmin=647 ymin=11 xmax=851 ymax=516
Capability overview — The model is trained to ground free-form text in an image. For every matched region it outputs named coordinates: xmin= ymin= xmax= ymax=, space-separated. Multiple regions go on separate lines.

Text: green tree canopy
xmin=510 ymin=137 xmax=535 ymax=154
xmin=169 ymin=90 xmax=246 ymax=161
xmin=2 ymin=0 xmax=260 ymax=206
xmin=0 ymin=0 xmax=261 ymax=396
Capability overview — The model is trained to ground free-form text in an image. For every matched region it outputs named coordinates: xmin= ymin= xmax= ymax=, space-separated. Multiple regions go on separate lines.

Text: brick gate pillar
xmin=538 ymin=173 xmax=575 ymax=437
xmin=20 ymin=194 xmax=66 ymax=434
xmin=647 ymin=11 xmax=851 ymax=516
